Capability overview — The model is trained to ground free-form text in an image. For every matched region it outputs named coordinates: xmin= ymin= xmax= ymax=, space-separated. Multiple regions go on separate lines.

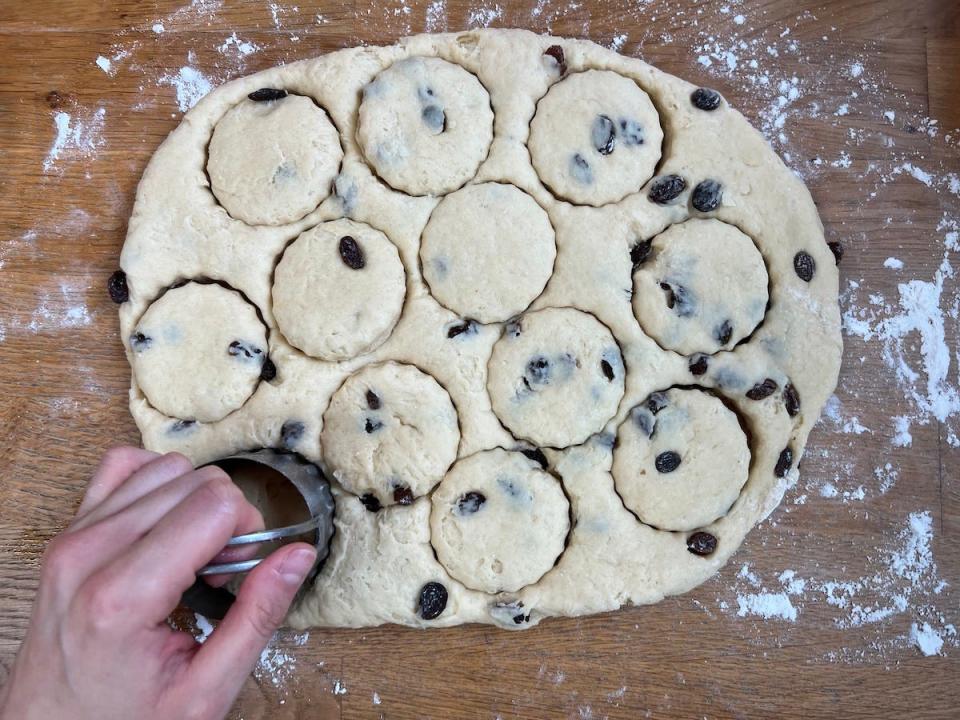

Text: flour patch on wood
xmin=43 ymin=107 xmax=106 ymax=174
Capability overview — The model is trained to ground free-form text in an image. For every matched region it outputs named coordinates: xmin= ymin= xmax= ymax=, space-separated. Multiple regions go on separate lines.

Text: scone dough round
xmin=321 ymin=362 xmax=460 ymax=506
xmin=130 ymin=282 xmax=267 ymax=423
xmin=420 ymin=183 xmax=556 ymax=323
xmin=357 ymin=57 xmax=494 ymax=196
xmin=613 ymin=388 xmax=750 ymax=531
xmin=487 ymin=308 xmax=625 ymax=448
xmin=430 ymin=448 xmax=570 ymax=594
xmin=632 ymin=219 xmax=769 ymax=355
xmin=272 ymin=218 xmax=406 ymax=361
xmin=529 ymin=69 xmax=663 ymax=206
xmin=207 ymin=93 xmax=342 ymax=225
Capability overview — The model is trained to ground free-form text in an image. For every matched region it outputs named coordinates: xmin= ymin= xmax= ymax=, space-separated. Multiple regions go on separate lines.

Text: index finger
xmin=76 ymin=446 xmax=160 ymax=518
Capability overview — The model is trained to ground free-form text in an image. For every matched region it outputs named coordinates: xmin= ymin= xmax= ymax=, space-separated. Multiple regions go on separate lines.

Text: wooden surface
xmin=1 ymin=1 xmax=958 ymax=717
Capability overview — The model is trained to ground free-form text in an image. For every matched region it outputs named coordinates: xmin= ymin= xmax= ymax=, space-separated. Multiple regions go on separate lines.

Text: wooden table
xmin=1 ymin=1 xmax=957 ymax=717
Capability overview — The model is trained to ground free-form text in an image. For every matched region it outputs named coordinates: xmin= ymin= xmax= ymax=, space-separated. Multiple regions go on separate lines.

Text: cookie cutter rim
xmin=180 ymin=448 xmax=335 ymax=620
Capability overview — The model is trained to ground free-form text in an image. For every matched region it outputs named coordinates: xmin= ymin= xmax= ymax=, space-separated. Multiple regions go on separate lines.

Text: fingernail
xmin=279 ymin=547 xmax=317 ymax=585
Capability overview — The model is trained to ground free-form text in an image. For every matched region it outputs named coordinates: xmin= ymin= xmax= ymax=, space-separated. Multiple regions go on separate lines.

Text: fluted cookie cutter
xmin=180 ymin=449 xmax=335 ymax=619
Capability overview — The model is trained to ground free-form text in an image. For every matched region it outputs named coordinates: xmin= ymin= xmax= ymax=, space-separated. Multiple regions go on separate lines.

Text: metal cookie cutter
xmin=180 ymin=449 xmax=335 ymax=620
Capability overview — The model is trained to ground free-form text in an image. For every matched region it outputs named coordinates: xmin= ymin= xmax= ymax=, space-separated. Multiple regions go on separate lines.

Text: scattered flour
xmin=467 ymin=3 xmax=503 ymax=28
xmin=424 ymin=0 xmax=448 ymax=32
xmin=158 ymin=64 xmax=214 ymax=112
xmin=372 ymin=691 xmax=382 ymax=705
xmin=43 ymin=108 xmax=106 ymax=173
xmin=883 ymin=257 xmax=904 ymax=270
xmin=910 ymin=622 xmax=947 ymax=656
xmin=218 ymin=32 xmax=260 ymax=57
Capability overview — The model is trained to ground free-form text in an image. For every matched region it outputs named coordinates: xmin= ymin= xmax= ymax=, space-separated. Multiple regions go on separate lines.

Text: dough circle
xmin=207 ymin=93 xmax=342 ymax=226
xmin=487 ymin=307 xmax=625 ymax=448
xmin=420 ymin=182 xmax=556 ymax=323
xmin=430 ymin=448 xmax=570 ymax=594
xmin=612 ymin=388 xmax=750 ymax=531
xmin=272 ymin=218 xmax=406 ymax=361
xmin=632 ymin=218 xmax=769 ymax=355
xmin=529 ymin=69 xmax=664 ymax=206
xmin=321 ymin=361 xmax=460 ymax=506
xmin=357 ymin=57 xmax=494 ymax=196
xmin=130 ymin=282 xmax=268 ymax=423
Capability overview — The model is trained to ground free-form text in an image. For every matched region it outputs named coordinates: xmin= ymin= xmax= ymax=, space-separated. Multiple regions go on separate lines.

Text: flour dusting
xmin=159 ymin=62 xmax=214 ymax=112
xmin=43 ymin=108 xmax=106 ymax=173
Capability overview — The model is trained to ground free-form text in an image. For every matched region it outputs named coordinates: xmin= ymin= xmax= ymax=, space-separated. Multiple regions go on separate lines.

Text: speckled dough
xmin=357 ymin=56 xmax=494 ymax=196
xmin=529 ymin=69 xmax=663 ymax=206
xmin=420 ymin=182 xmax=556 ymax=323
xmin=632 ymin=219 xmax=769 ymax=355
xmin=272 ymin=219 xmax=406 ymax=361
xmin=129 ymin=282 xmax=268 ymax=423
xmin=321 ymin=362 xmax=460 ymax=506
xmin=487 ymin=307 xmax=625 ymax=448
xmin=430 ymin=449 xmax=570 ymax=594
xmin=118 ymin=29 xmax=842 ymax=631
xmin=613 ymin=389 xmax=750 ymax=532
xmin=207 ymin=94 xmax=342 ymax=226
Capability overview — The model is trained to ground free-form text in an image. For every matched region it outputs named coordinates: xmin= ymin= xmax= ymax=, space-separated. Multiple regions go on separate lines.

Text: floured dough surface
xmin=430 ymin=449 xmax=570 ymax=594
xmin=129 ymin=282 xmax=268 ymax=423
xmin=207 ymin=93 xmax=342 ymax=225
xmin=118 ymin=29 xmax=842 ymax=631
xmin=272 ymin=218 xmax=406 ymax=361
xmin=321 ymin=361 xmax=460 ymax=507
xmin=420 ymin=182 xmax=556 ymax=323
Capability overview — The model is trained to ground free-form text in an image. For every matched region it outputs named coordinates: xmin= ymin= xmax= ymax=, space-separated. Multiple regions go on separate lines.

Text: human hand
xmin=0 ymin=446 xmax=317 ymax=720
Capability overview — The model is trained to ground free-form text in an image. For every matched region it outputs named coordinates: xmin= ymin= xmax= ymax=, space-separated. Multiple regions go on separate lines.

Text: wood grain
xmin=1 ymin=1 xmax=958 ymax=718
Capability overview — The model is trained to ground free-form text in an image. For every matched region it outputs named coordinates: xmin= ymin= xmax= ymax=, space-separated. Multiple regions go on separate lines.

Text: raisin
xmin=793 ymin=251 xmax=815 ymax=282
xmin=687 ymin=531 xmax=718 ymax=556
xmin=746 ymin=378 xmax=778 ymax=400
xmin=630 ymin=239 xmax=652 ymax=270
xmin=570 ymin=153 xmax=593 ymax=184
xmin=774 ymin=446 xmax=794 ymax=478
xmin=592 ymin=114 xmax=616 ymax=155
xmin=107 ymin=270 xmax=128 ymax=303
xmin=648 ymin=174 xmax=686 ymax=204
xmin=280 ymin=420 xmax=304 ymax=449
xmin=228 ymin=340 xmax=263 ymax=359
xmin=691 ymin=88 xmax=722 ymax=111
xmin=783 ymin=383 xmax=801 ymax=417
xmin=447 ymin=320 xmax=476 ymax=338
xmin=359 ymin=494 xmax=382 ymax=512
xmin=170 ymin=419 xmax=196 ymax=433
xmin=646 ymin=392 xmax=668 ymax=414
xmin=457 ymin=491 xmax=486 ymax=514
xmin=526 ymin=356 xmax=550 ymax=385
xmin=130 ymin=332 xmax=152 ymax=350
xmin=600 ymin=359 xmax=615 ymax=381
xmin=691 ymin=179 xmax=722 ymax=212
xmin=689 ymin=355 xmax=709 ymax=376
xmin=619 ymin=118 xmax=644 ymax=145
xmin=513 ymin=613 xmax=530 ymax=624
xmin=366 ymin=389 xmax=381 ymax=410
xmin=338 ymin=235 xmax=365 ymax=270
xmin=260 ymin=358 xmax=277 ymax=381
xmin=828 ymin=241 xmax=843 ymax=265
xmin=364 ymin=418 xmax=383 ymax=433
xmin=544 ymin=45 xmax=566 ymax=75
xmin=715 ymin=320 xmax=733 ymax=346
xmin=418 ymin=582 xmax=448 ymax=620
xmin=393 ymin=485 xmax=414 ymax=505
xmin=660 ymin=281 xmax=676 ymax=309
xmin=520 ymin=448 xmax=548 ymax=469
xmin=248 ymin=88 xmax=288 ymax=102
xmin=421 ymin=104 xmax=446 ymax=133
xmin=655 ymin=450 xmax=681 ymax=473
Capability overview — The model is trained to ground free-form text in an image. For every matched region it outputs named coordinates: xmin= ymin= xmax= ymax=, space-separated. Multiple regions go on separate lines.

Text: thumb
xmin=189 ymin=543 xmax=316 ymax=703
